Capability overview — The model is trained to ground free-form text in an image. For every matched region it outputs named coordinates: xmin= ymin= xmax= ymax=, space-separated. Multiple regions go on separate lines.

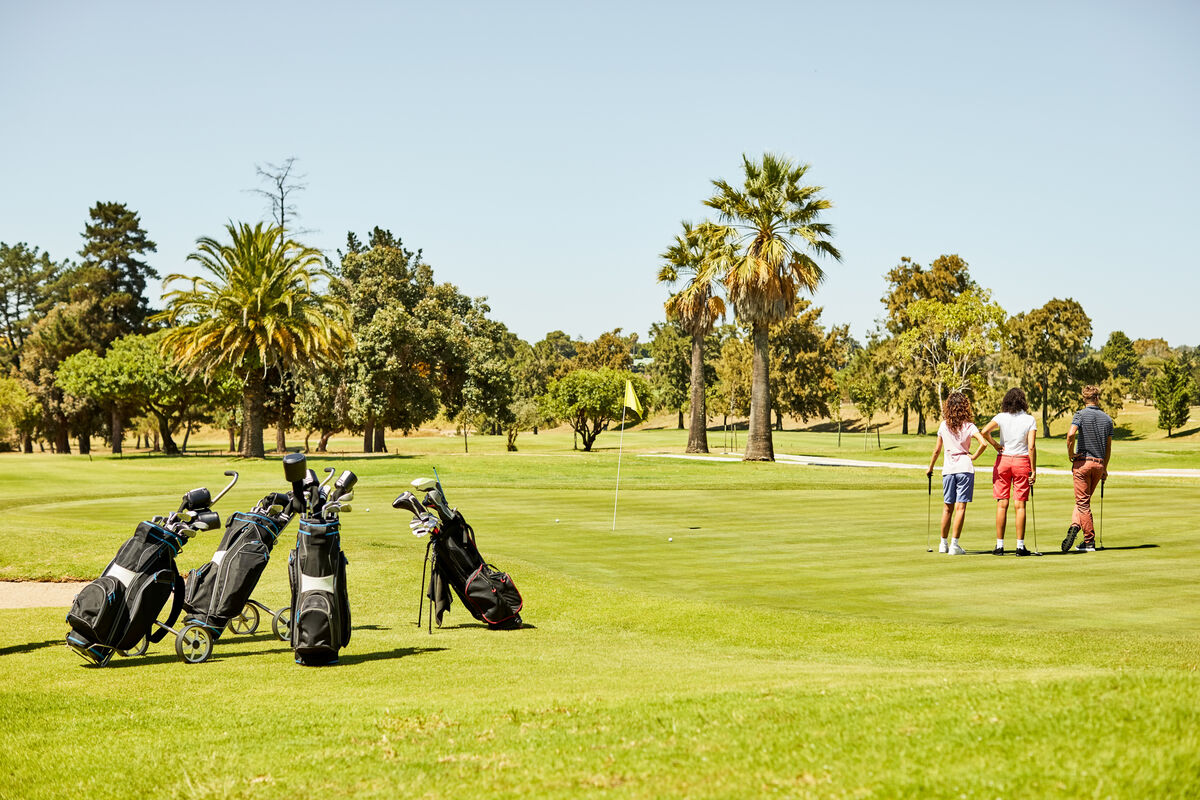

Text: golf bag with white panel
xmin=283 ymin=454 xmax=354 ymax=666
xmin=181 ymin=491 xmax=295 ymax=641
xmin=65 ymin=472 xmax=236 ymax=666
xmin=394 ymin=476 xmax=523 ymax=631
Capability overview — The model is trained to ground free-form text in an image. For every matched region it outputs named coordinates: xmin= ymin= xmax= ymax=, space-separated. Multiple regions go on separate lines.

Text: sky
xmin=2 ymin=1 xmax=1197 ymax=348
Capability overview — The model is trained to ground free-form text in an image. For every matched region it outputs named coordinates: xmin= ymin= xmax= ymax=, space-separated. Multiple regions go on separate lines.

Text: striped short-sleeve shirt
xmin=1071 ymin=405 xmax=1113 ymax=460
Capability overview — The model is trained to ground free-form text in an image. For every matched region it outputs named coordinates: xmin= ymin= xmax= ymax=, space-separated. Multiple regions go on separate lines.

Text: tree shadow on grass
xmin=1112 ymin=425 xmax=1144 ymax=441
xmin=0 ymin=639 xmax=60 ymax=657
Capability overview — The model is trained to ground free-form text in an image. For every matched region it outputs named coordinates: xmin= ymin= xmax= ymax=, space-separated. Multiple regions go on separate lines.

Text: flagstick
xmin=612 ymin=404 xmax=627 ymax=531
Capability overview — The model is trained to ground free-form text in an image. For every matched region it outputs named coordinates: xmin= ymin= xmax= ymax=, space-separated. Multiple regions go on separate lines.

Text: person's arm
xmin=978 ymin=421 xmax=1002 ymax=454
xmin=927 ymin=437 xmax=943 ymax=476
xmin=971 ymin=429 xmax=990 ymax=460
xmin=1027 ymin=427 xmax=1037 ymax=484
xmin=1102 ymin=435 xmax=1112 ymax=480
xmin=1066 ymin=424 xmax=1079 ymax=462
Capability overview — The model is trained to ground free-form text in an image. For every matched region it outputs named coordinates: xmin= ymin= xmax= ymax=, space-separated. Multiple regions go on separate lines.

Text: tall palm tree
xmin=154 ymin=222 xmax=351 ymax=458
xmin=657 ymin=221 xmax=726 ymax=453
xmin=705 ymin=154 xmax=841 ymax=461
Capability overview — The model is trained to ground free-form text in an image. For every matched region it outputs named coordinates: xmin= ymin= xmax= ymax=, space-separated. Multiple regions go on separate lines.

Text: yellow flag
xmin=623 ymin=380 xmax=643 ymax=418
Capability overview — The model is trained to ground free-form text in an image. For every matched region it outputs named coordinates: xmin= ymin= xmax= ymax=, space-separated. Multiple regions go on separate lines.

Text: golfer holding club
xmin=1062 ymin=384 xmax=1113 ymax=552
xmin=980 ymin=387 xmax=1038 ymax=556
xmin=926 ymin=392 xmax=995 ymax=554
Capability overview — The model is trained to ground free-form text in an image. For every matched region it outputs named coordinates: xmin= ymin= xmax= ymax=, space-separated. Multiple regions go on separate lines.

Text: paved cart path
xmin=643 ymin=452 xmax=1200 ymax=478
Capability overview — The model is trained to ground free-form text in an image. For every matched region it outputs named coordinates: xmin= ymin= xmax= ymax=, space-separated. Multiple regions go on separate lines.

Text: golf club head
xmin=180 ymin=487 xmax=212 ymax=512
xmin=411 ymin=477 xmax=437 ymax=493
xmin=282 ymin=452 xmax=308 ymax=483
xmin=329 ymin=470 xmax=358 ymax=502
xmin=392 ymin=491 xmax=424 ymax=517
xmin=423 ymin=489 xmax=452 ymax=522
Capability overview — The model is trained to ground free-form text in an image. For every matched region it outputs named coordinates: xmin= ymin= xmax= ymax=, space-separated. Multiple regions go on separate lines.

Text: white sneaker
xmin=938 ymin=540 xmax=949 ymax=553
xmin=949 ymin=541 xmax=966 ymax=555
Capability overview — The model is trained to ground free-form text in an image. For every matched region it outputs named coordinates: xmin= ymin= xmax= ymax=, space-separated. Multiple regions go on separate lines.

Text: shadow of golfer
xmin=0 ymin=639 xmax=60 ymax=657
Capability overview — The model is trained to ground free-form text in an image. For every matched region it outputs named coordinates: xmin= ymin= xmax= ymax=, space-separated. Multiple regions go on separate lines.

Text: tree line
xmin=2 ymin=155 xmax=1196 ymax=458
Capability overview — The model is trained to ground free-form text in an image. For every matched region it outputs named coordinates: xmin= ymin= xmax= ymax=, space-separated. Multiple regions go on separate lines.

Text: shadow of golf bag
xmin=288 ymin=517 xmax=350 ymax=666
xmin=423 ymin=509 xmax=523 ymax=631
xmin=182 ymin=493 xmax=293 ymax=640
xmin=66 ymin=487 xmax=220 ymax=667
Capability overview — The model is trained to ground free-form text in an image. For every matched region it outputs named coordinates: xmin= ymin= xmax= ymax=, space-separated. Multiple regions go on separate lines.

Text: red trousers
xmin=1072 ymin=459 xmax=1104 ymax=539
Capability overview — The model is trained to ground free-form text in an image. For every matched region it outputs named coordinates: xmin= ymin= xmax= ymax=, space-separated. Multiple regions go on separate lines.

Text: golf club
xmin=282 ymin=453 xmax=309 ymax=514
xmin=328 ymin=470 xmax=358 ymax=503
xmin=926 ymin=471 xmax=933 ymax=552
xmin=1029 ymin=485 xmax=1042 ymax=555
xmin=319 ymin=467 xmax=336 ymax=490
xmin=1099 ymin=479 xmax=1105 ymax=550
xmin=392 ymin=491 xmax=425 ymax=517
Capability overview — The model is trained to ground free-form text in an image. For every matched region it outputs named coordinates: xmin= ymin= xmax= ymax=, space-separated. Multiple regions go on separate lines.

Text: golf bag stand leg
xmin=416 ymin=538 xmax=431 ymax=627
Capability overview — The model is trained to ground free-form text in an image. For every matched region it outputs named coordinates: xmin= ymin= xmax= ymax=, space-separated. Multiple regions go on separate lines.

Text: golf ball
xmin=365 ymin=508 xmax=370 ymax=512
xmin=668 ymin=537 xmax=673 ymax=542
xmin=555 ymin=518 xmax=559 ymax=523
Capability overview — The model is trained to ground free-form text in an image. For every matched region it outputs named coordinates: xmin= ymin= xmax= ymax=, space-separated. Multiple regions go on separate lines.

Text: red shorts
xmin=992 ymin=455 xmax=1032 ymax=501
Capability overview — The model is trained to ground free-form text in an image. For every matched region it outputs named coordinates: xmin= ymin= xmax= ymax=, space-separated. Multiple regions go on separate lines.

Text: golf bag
xmin=424 ymin=509 xmax=523 ymax=630
xmin=66 ymin=520 xmax=192 ymax=667
xmin=288 ymin=517 xmax=350 ymax=666
xmin=182 ymin=494 xmax=292 ymax=639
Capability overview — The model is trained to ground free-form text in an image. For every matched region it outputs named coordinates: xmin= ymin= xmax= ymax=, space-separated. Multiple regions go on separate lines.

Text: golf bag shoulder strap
xmin=149 ymin=571 xmax=186 ymax=643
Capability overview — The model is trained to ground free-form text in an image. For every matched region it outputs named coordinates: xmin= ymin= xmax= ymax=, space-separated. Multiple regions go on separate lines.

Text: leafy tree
xmin=0 ymin=242 xmax=61 ymax=369
xmin=452 ymin=315 xmax=518 ymax=453
xmin=897 ymin=289 xmax=1007 ymax=409
xmin=1005 ymin=298 xmax=1091 ymax=437
xmin=769 ymin=299 xmax=847 ymax=425
xmin=1154 ymin=356 xmax=1194 ymax=437
xmin=1100 ymin=331 xmax=1139 ymax=382
xmin=573 ymin=329 xmax=637 ymax=371
xmin=69 ymin=202 xmax=158 ymax=343
xmin=0 ymin=376 xmax=39 ymax=451
xmin=543 ymin=368 xmax=650 ymax=452
xmin=712 ymin=327 xmax=752 ymax=430
xmin=645 ymin=321 xmax=692 ymax=430
xmin=155 ymin=222 xmax=351 ymax=458
xmin=845 ymin=346 xmax=888 ymax=449
xmin=657 ymin=220 xmax=727 ymax=450
xmin=18 ymin=300 xmax=103 ymax=452
xmin=881 ymin=255 xmax=976 ymax=434
xmin=705 ymin=153 xmax=840 ymax=461
xmin=293 ymin=365 xmax=351 ymax=453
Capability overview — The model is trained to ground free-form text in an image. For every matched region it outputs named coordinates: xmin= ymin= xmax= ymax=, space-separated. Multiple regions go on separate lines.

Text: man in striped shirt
xmin=1062 ymin=384 xmax=1114 ymax=552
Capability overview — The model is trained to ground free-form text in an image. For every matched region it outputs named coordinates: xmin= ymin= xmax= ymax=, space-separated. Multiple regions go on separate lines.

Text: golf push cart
xmin=66 ymin=471 xmax=239 ymax=666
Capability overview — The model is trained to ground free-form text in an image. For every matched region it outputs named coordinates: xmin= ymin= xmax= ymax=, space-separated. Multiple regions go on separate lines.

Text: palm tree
xmin=657 ymin=221 xmax=726 ymax=453
xmin=154 ymin=222 xmax=351 ymax=458
xmin=705 ymin=154 xmax=841 ymax=461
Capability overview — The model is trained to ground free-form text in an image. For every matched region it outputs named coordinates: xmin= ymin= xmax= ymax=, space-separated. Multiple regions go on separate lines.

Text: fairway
xmin=2 ymin=430 xmax=1198 ymax=799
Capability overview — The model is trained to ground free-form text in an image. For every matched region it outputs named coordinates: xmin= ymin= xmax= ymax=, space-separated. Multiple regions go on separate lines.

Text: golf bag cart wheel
xmin=175 ymin=623 xmax=214 ymax=664
xmin=118 ymin=636 xmax=150 ymax=658
xmin=272 ymin=607 xmax=291 ymax=642
xmin=229 ymin=603 xmax=260 ymax=635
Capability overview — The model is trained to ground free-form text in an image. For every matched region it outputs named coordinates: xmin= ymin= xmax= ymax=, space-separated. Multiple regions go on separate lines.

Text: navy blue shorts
xmin=942 ymin=472 xmax=975 ymax=503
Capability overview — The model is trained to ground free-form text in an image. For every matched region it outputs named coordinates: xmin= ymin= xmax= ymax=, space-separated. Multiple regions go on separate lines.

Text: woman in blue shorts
xmin=925 ymin=392 xmax=997 ymax=555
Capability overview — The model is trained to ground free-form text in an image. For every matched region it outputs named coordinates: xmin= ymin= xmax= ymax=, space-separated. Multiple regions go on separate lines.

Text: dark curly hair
xmin=1000 ymin=387 xmax=1029 ymax=414
xmin=943 ymin=392 xmax=974 ymax=434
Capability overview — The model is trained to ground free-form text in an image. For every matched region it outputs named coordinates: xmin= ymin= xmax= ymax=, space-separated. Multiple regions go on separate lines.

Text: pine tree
xmin=74 ymin=202 xmax=158 ymax=344
xmin=1153 ymin=357 xmax=1193 ymax=437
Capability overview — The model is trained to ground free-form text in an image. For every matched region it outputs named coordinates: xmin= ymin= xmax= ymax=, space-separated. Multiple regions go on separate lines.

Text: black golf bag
xmin=182 ymin=494 xmax=292 ymax=639
xmin=288 ymin=517 xmax=350 ymax=666
xmin=66 ymin=520 xmax=196 ymax=667
xmin=425 ymin=509 xmax=523 ymax=630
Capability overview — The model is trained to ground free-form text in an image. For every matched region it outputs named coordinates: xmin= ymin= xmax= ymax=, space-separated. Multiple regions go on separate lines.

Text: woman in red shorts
xmin=980 ymin=388 xmax=1038 ymax=556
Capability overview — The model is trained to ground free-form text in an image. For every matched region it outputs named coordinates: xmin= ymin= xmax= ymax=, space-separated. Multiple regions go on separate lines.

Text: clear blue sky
xmin=2 ymin=1 xmax=1197 ymax=348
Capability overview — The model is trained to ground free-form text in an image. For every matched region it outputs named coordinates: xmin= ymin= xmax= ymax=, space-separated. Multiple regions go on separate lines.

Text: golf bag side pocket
xmin=464 ymin=564 xmax=523 ymax=628
xmin=66 ymin=576 xmax=126 ymax=647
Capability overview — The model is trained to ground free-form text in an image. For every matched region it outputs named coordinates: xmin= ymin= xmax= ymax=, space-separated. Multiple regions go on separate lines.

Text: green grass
xmin=1 ymin=433 xmax=1198 ymax=798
